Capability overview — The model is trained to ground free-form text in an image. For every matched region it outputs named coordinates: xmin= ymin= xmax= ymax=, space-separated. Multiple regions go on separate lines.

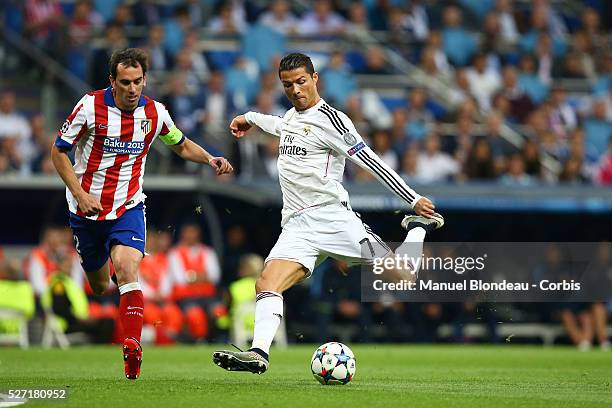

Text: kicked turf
xmin=0 ymin=345 xmax=610 ymax=407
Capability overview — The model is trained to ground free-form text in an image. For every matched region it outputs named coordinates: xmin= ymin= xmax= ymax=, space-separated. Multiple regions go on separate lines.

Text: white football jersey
xmin=245 ymin=99 xmax=422 ymax=226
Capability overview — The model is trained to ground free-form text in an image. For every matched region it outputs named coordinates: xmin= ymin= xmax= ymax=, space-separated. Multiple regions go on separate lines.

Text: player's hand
xmin=229 ymin=115 xmax=252 ymax=138
xmin=76 ymin=192 xmax=103 ymax=216
xmin=414 ymin=197 xmax=435 ymax=218
xmin=209 ymin=156 xmax=234 ymax=175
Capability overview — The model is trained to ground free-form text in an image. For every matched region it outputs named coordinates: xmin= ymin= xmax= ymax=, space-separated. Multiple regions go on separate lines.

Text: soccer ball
xmin=310 ymin=341 xmax=356 ymax=385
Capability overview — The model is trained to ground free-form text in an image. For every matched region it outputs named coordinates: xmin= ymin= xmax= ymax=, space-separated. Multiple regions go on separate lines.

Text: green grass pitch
xmin=1 ymin=345 xmax=611 ymax=407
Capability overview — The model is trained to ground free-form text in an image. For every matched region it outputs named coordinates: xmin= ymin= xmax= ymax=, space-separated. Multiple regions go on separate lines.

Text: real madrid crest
xmin=303 ymin=126 xmax=311 ymax=136
xmin=343 ymin=132 xmax=357 ymax=145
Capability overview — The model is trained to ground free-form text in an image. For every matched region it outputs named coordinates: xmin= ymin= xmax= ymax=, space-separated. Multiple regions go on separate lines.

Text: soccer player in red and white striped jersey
xmin=51 ymin=48 xmax=233 ymax=380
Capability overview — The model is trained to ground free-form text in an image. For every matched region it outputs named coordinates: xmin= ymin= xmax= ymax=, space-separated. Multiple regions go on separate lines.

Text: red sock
xmin=119 ymin=289 xmax=144 ymax=342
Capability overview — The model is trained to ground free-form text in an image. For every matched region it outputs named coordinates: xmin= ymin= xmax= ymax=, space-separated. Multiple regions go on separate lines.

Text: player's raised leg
xmin=111 ymin=244 xmax=144 ymax=379
xmin=213 ymin=259 xmax=306 ymax=374
xmin=379 ymin=212 xmax=445 ymax=283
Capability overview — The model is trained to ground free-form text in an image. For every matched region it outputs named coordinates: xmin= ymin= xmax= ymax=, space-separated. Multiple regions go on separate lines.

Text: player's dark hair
xmin=278 ymin=53 xmax=315 ymax=77
xmin=109 ymin=48 xmax=148 ymax=79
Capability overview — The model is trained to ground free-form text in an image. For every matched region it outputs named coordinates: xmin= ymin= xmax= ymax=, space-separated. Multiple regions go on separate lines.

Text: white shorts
xmin=265 ymin=203 xmax=391 ymax=276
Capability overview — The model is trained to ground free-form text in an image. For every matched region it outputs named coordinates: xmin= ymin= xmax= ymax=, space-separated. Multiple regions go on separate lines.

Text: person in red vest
xmin=160 ymin=223 xmax=223 ymax=341
xmin=140 ymin=229 xmax=183 ymax=344
xmin=28 ymin=226 xmax=118 ymax=333
xmin=27 ymin=226 xmax=73 ymax=297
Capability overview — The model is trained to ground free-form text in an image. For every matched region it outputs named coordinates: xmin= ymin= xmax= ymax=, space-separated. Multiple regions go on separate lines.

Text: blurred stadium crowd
xmin=0 ymin=0 xmax=611 ymax=184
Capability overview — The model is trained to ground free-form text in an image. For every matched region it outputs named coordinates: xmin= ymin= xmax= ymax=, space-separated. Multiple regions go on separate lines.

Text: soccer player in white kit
xmin=213 ymin=53 xmax=443 ymax=373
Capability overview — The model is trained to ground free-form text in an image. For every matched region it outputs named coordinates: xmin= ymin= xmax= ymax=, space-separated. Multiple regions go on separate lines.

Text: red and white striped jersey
xmin=55 ymin=88 xmax=183 ymax=220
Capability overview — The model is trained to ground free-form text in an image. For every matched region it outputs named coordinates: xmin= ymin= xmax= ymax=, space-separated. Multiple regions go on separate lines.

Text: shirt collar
xmin=104 ymin=87 xmax=147 ymax=109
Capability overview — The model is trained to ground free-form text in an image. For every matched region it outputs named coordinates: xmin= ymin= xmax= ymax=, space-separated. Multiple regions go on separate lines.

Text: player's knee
xmin=255 ymin=273 xmax=283 ymax=294
xmin=112 ymin=257 xmax=129 ymax=274
xmin=112 ymin=259 xmax=139 ymax=284
xmin=256 ymin=261 xmax=306 ymax=294
xmin=255 ymin=276 xmax=269 ymax=293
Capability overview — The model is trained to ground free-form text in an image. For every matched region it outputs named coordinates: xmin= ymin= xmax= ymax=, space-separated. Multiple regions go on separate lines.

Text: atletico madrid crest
xmin=140 ymin=119 xmax=152 ymax=135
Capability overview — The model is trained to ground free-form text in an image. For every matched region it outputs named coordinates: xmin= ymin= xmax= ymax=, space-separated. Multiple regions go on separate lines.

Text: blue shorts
xmin=69 ymin=203 xmax=146 ymax=272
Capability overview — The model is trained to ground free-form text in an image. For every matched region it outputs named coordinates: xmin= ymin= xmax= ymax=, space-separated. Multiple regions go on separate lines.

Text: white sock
xmin=406 ymin=226 xmax=426 ymax=244
xmin=118 ymin=281 xmax=141 ymax=295
xmin=251 ymin=291 xmax=283 ymax=355
xmin=396 ymin=227 xmax=426 ymax=276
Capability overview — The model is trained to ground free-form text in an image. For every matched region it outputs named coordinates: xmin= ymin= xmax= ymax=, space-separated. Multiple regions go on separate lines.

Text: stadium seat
xmin=67 ymin=49 xmax=88 ymax=82
xmin=41 ymin=312 xmax=70 ymax=349
xmin=3 ymin=3 xmax=24 ymax=33
xmin=0 ymin=309 xmax=30 ymax=348
xmin=345 ymin=51 xmax=368 ymax=73
xmin=458 ymin=0 xmax=495 ymax=19
xmin=380 ymin=96 xmax=406 ymax=112
xmin=92 ymin=0 xmax=121 ymax=22
xmin=241 ymin=24 xmax=286 ymax=71
xmin=207 ymin=50 xmax=240 ymax=71
xmin=0 ymin=280 xmax=34 ymax=349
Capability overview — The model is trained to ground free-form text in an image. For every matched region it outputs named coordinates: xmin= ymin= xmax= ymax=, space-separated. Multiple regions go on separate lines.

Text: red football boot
xmin=123 ymin=337 xmax=143 ymax=380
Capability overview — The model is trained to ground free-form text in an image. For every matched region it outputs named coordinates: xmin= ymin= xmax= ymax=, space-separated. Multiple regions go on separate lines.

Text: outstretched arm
xmin=230 ymin=112 xmax=283 ymax=138
xmin=158 ymin=108 xmax=233 ymax=175
xmin=318 ymin=108 xmax=434 ymax=217
xmin=350 ymin=146 xmax=435 ymax=217
xmin=168 ymin=138 xmax=233 ymax=175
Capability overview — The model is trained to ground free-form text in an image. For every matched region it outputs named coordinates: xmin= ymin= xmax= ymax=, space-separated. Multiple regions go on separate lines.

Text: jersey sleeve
xmin=158 ymin=104 xmax=185 ymax=146
xmin=318 ymin=108 xmax=422 ymax=208
xmin=244 ymin=111 xmax=283 ymax=137
xmin=55 ymin=95 xmax=90 ymax=151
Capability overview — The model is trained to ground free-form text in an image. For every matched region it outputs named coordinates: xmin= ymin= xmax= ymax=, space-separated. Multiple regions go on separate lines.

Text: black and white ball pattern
xmin=311 ymin=342 xmax=356 ymax=385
